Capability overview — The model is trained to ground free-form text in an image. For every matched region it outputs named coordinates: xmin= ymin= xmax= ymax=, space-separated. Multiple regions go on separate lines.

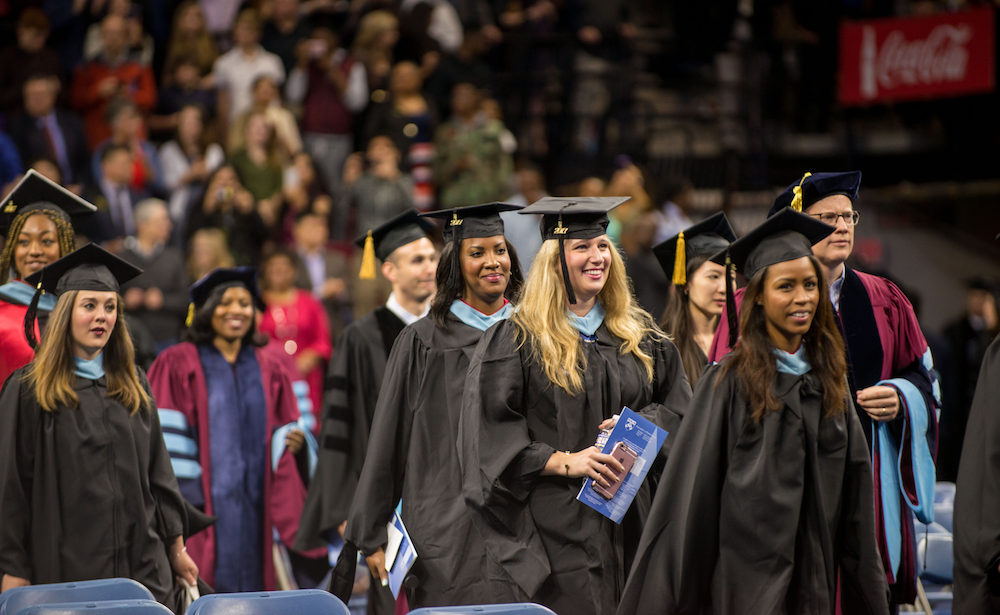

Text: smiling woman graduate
xmin=0 ymin=244 xmax=199 ymax=611
xmin=617 ymin=209 xmax=889 ymax=615
xmin=0 ymin=170 xmax=97 ymax=385
xmin=147 ymin=268 xmax=317 ymax=593
xmin=459 ymin=196 xmax=692 ymax=615
xmin=342 ymin=202 xmax=524 ymax=608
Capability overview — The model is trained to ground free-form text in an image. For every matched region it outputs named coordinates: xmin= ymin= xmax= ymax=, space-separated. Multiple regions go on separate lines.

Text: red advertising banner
xmin=839 ymin=7 xmax=995 ymax=106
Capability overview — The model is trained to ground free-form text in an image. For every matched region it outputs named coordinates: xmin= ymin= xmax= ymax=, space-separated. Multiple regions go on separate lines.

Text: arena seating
xmin=0 ymin=580 xmax=153 ymax=615
xmin=13 ymin=600 xmax=172 ymax=615
xmin=408 ymin=605 xmax=557 ymax=614
xmin=185 ymin=589 xmax=349 ymax=615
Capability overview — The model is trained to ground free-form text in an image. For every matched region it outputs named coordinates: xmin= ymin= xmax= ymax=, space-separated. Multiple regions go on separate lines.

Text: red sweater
xmin=71 ymin=59 xmax=157 ymax=150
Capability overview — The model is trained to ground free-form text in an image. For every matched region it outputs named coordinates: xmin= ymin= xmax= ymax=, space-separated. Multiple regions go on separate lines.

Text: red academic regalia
xmin=259 ymin=290 xmax=332 ymax=435
xmin=147 ymin=341 xmax=316 ymax=589
xmin=0 ymin=287 xmax=42 ymax=386
xmin=709 ymin=267 xmax=939 ymax=604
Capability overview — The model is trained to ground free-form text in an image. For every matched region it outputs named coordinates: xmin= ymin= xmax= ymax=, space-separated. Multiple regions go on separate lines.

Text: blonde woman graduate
xmin=617 ymin=209 xmax=889 ymax=615
xmin=0 ymin=244 xmax=200 ymax=612
xmin=342 ymin=202 xmax=525 ymax=608
xmin=459 ymin=196 xmax=692 ymax=615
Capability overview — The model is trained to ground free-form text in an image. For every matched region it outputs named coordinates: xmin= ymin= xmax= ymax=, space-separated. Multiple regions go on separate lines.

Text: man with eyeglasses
xmin=709 ymin=171 xmax=939 ymax=613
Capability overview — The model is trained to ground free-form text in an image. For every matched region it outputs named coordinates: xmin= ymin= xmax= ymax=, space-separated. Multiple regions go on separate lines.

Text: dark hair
xmin=430 ymin=236 xmax=523 ymax=331
xmin=101 ymin=143 xmax=131 ymax=163
xmin=18 ymin=7 xmax=50 ymax=31
xmin=105 ymin=97 xmax=138 ymax=125
xmin=259 ymin=247 xmax=299 ymax=291
xmin=718 ymin=256 xmax=847 ymax=422
xmin=659 ymin=253 xmax=711 ymax=386
xmin=181 ymin=284 xmax=266 ymax=347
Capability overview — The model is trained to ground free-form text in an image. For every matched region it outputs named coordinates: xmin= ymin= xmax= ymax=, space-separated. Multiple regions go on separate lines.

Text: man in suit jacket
xmin=9 ymin=74 xmax=90 ymax=190
xmin=85 ymin=144 xmax=148 ymax=248
xmin=292 ymin=210 xmax=352 ymax=339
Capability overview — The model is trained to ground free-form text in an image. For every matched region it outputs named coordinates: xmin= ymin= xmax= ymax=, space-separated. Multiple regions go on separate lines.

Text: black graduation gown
xmin=295 ymin=307 xmax=404 ymax=615
xmin=297 ymin=307 xmax=407 ymax=551
xmin=461 ymin=319 xmax=691 ymax=615
xmin=617 ymin=363 xmax=889 ymax=615
xmin=953 ymin=335 xmax=1000 ymax=613
xmin=345 ymin=314 xmax=492 ymax=607
xmin=0 ymin=369 xmax=186 ymax=610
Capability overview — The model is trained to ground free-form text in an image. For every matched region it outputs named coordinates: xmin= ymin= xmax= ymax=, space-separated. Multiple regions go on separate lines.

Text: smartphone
xmin=592 ymin=441 xmax=638 ymax=500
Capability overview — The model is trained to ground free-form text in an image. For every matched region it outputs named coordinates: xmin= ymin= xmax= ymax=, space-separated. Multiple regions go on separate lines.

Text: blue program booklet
xmin=384 ymin=510 xmax=417 ymax=599
xmin=576 ymin=407 xmax=668 ymax=524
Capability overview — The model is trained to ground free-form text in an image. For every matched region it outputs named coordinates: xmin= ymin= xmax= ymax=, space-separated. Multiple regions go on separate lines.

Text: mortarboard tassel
xmin=790 ymin=172 xmax=812 ymax=212
xmin=725 ymin=250 xmax=738 ymax=349
xmin=23 ymin=282 xmax=43 ymax=349
xmin=185 ymin=302 xmax=195 ymax=328
xmin=359 ymin=230 xmax=376 ymax=280
xmin=559 ymin=236 xmax=577 ymax=305
xmin=672 ymin=231 xmax=686 ymax=286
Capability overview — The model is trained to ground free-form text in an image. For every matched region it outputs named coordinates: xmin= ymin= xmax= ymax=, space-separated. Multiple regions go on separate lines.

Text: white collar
xmin=385 ymin=291 xmax=428 ymax=326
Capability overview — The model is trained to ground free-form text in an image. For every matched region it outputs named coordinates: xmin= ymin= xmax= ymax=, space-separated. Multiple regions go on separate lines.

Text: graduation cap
xmin=0 ymin=169 xmax=98 ymax=236
xmin=186 ymin=266 xmax=263 ymax=327
xmin=354 ymin=209 xmax=436 ymax=280
xmin=652 ymin=212 xmax=736 ymax=287
xmin=769 ymin=171 xmax=862 ymax=217
xmin=516 ymin=196 xmax=629 ymax=304
xmin=711 ymin=208 xmax=836 ymax=347
xmin=420 ymin=202 xmax=523 ymax=242
xmin=22 ymin=243 xmax=143 ymax=348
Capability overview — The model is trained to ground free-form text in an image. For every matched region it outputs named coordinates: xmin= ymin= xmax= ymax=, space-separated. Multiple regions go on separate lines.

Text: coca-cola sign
xmin=839 ymin=7 xmax=994 ymax=106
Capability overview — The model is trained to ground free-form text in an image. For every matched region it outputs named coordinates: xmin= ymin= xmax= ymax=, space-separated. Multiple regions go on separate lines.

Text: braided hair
xmin=0 ymin=208 xmax=76 ymax=285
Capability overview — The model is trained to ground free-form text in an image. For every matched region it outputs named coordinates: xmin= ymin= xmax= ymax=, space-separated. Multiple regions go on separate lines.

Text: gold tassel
xmin=790 ymin=172 xmax=812 ymax=212
xmin=185 ymin=303 xmax=195 ymax=327
xmin=359 ymin=230 xmax=376 ymax=280
xmin=672 ymin=232 xmax=686 ymax=286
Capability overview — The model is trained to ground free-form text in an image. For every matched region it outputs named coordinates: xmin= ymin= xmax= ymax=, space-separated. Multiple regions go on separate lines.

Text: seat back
xmin=917 ymin=533 xmax=954 ymax=585
xmin=407 ymin=605 xmax=558 ymax=614
xmin=934 ymin=481 xmax=956 ymax=505
xmin=913 ymin=520 xmax=950 ymax=535
xmin=933 ymin=503 xmax=954 ymax=533
xmin=187 ymin=590 xmax=349 ymax=615
xmin=14 ymin=600 xmax=171 ymax=615
xmin=0 ymin=580 xmax=154 ymax=615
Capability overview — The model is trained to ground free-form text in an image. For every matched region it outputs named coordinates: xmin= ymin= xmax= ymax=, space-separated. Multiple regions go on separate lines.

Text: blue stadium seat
xmin=0 ymin=580 xmax=154 ymax=615
xmin=14 ymin=600 xmax=171 ymax=615
xmin=408 ymin=605 xmax=557 ymax=614
xmin=935 ymin=482 xmax=956 ymax=505
xmin=917 ymin=533 xmax=954 ymax=585
xmin=914 ymin=520 xmax=950 ymax=535
xmin=933 ymin=503 xmax=954 ymax=533
xmin=186 ymin=590 xmax=349 ymax=615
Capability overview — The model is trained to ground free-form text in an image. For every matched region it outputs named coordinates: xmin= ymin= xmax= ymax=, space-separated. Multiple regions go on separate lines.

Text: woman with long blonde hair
xmin=459 ymin=197 xmax=692 ymax=615
xmin=0 ymin=244 xmax=200 ymax=612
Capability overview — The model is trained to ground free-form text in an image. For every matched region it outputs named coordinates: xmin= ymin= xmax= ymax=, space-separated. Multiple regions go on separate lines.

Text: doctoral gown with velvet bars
xmin=953 ymin=335 xmax=1000 ymax=613
xmin=0 ymin=369 xmax=187 ymax=609
xmin=460 ymin=319 xmax=691 ymax=615
xmin=297 ymin=307 xmax=406 ymax=552
xmin=617 ymin=362 xmax=890 ymax=615
xmin=146 ymin=341 xmax=311 ymax=590
xmin=708 ymin=267 xmax=938 ymax=603
xmin=345 ymin=313 xmax=493 ymax=608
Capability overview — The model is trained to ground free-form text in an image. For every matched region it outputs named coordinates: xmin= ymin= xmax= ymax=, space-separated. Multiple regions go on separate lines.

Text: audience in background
xmin=158 ymin=104 xmax=225 ymax=231
xmin=212 ymin=8 xmax=284 ymax=132
xmin=186 ymin=164 xmax=269 ymax=265
xmin=71 ymin=14 xmax=157 ymax=149
xmin=433 ymin=81 xmax=512 ymax=208
xmin=291 ymin=210 xmax=351 ymax=338
xmin=0 ymin=8 xmax=65 ymax=115
xmin=228 ymin=75 xmax=302 ymax=158
xmin=119 ymin=199 xmax=190 ymax=353
xmin=187 ymin=227 xmax=235 ymax=282
xmin=230 ymin=112 xmax=284 ymax=226
xmin=163 ymin=1 xmax=219 ymax=80
xmin=9 ymin=74 xmax=90 ymax=191
xmin=86 ymin=144 xmax=146 ymax=245
xmin=149 ymin=56 xmax=217 ymax=137
xmin=261 ymin=0 xmax=312 ymax=76
xmin=351 ymin=10 xmax=399 ymax=93
xmin=340 ymin=135 xmax=414 ymax=241
xmin=82 ymin=0 xmax=154 ymax=66
xmin=92 ymin=98 xmax=163 ymax=194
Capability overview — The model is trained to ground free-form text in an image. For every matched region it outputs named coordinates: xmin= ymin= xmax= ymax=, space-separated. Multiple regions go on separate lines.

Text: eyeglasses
xmin=808 ymin=211 xmax=860 ymax=227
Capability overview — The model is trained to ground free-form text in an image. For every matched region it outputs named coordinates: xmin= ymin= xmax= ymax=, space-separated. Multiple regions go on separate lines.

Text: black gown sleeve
xmin=954 ymin=337 xmax=1000 ymax=611
xmin=296 ymin=325 xmax=374 ymax=551
xmin=344 ymin=327 xmax=422 ymax=555
xmin=460 ymin=321 xmax=553 ymax=598
xmin=617 ymin=363 xmax=732 ymax=614
xmin=838 ymin=396 xmax=892 ymax=613
xmin=0 ymin=371 xmax=39 ymax=580
xmin=142 ymin=371 xmax=187 ymax=543
xmin=634 ymin=336 xmax=692 ymax=456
